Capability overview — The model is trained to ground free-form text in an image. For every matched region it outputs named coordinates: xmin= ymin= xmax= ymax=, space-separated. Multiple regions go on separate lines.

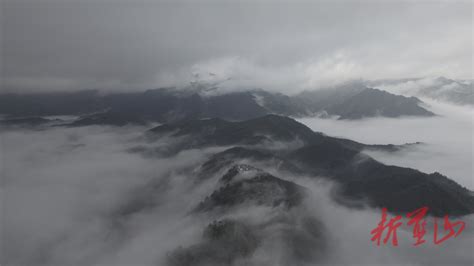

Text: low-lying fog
xmin=1 ymin=118 xmax=473 ymax=265
xmin=298 ymin=99 xmax=474 ymax=190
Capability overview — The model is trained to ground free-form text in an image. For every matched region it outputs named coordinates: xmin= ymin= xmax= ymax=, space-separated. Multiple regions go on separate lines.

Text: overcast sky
xmin=1 ymin=0 xmax=472 ymax=93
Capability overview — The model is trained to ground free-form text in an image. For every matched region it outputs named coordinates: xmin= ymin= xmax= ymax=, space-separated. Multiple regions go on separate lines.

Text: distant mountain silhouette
xmin=327 ymin=88 xmax=433 ymax=119
xmin=293 ymin=83 xmax=434 ymax=119
xmin=0 ymin=83 xmax=434 ymax=125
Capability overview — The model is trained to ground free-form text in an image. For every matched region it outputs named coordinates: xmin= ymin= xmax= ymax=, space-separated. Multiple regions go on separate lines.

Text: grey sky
xmin=1 ymin=0 xmax=472 ymax=93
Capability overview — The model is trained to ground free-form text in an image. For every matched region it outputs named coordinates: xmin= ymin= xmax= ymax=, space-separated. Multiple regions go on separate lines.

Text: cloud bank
xmin=298 ymin=100 xmax=474 ymax=190
xmin=2 ymin=1 xmax=472 ymax=93
xmin=1 ymin=121 xmax=473 ymax=265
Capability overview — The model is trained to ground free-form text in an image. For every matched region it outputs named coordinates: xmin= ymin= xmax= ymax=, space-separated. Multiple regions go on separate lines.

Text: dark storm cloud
xmin=1 ymin=0 xmax=472 ymax=92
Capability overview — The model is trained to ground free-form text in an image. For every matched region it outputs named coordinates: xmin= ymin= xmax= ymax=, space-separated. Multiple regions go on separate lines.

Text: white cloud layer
xmin=298 ymin=100 xmax=474 ymax=190
xmin=1 ymin=114 xmax=473 ymax=265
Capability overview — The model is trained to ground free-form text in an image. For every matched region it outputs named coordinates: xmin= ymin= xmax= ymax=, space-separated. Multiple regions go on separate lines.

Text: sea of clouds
xmin=298 ymin=99 xmax=474 ymax=190
xmin=1 ymin=110 xmax=473 ymax=265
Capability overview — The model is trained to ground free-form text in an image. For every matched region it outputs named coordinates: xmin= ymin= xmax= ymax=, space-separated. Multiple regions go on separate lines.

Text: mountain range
xmin=2 ymin=97 xmax=471 ymax=265
xmin=126 ymin=114 xmax=471 ymax=265
xmin=0 ymin=82 xmax=435 ymax=126
xmin=142 ymin=114 xmax=473 ymax=217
